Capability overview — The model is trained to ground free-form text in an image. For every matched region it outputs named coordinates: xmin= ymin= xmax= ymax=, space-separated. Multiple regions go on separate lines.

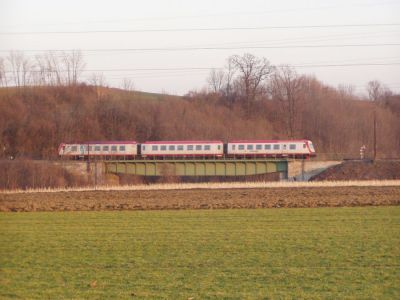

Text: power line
xmin=1 ymin=23 xmax=400 ymax=35
xmin=294 ymin=62 xmax=400 ymax=68
xmin=4 ymin=62 xmax=400 ymax=74
xmin=79 ymin=62 xmax=400 ymax=71
xmin=2 ymin=43 xmax=400 ymax=53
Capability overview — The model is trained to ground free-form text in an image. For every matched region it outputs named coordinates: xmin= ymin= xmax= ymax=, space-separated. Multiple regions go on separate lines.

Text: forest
xmin=0 ymin=51 xmax=399 ymax=161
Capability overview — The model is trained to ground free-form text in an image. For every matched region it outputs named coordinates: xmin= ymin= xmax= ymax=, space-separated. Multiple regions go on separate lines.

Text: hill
xmin=0 ymin=82 xmax=399 ymax=160
xmin=310 ymin=160 xmax=400 ymax=181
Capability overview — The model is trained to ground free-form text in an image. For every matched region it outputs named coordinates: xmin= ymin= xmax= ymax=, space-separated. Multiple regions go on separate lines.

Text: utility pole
xmin=373 ymin=110 xmax=377 ymax=161
xmin=86 ymin=142 xmax=91 ymax=172
xmin=94 ymin=159 xmax=97 ymax=190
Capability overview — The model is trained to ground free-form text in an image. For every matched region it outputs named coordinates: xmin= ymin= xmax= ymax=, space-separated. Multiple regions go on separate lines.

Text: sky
xmin=1 ymin=0 xmax=399 ymax=95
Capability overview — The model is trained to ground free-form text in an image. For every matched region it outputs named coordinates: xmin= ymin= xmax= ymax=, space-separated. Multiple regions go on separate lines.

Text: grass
xmin=2 ymin=179 xmax=400 ymax=194
xmin=0 ymin=207 xmax=399 ymax=299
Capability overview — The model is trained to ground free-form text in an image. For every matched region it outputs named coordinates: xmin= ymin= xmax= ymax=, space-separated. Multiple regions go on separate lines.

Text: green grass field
xmin=1 ymin=207 xmax=399 ymax=299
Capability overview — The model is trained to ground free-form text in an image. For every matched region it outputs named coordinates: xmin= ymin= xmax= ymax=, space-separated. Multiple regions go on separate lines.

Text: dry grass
xmin=1 ymin=180 xmax=400 ymax=194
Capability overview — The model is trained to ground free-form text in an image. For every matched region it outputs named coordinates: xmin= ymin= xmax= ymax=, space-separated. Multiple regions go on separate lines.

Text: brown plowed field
xmin=311 ymin=160 xmax=400 ymax=181
xmin=1 ymin=186 xmax=399 ymax=212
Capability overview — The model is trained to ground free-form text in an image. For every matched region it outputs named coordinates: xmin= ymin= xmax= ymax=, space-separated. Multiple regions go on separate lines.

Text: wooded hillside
xmin=0 ymin=81 xmax=398 ymax=160
xmin=0 ymin=52 xmax=399 ymax=160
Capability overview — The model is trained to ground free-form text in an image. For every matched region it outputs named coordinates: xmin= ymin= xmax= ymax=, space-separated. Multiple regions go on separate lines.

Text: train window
xmin=71 ymin=146 xmax=77 ymax=152
xmin=283 ymin=144 xmax=287 ymax=150
xmin=238 ymin=145 xmax=244 ymax=150
xmin=111 ymin=146 xmax=117 ymax=151
xmin=177 ymin=145 xmax=184 ymax=151
xmin=187 ymin=145 xmax=194 ymax=151
xmin=232 ymin=145 xmax=236 ymax=150
xmin=169 ymin=145 xmax=175 ymax=151
xmin=290 ymin=144 xmax=296 ymax=150
xmin=103 ymin=146 xmax=109 ymax=151
xmin=161 ymin=145 xmax=166 ymax=151
xmin=303 ymin=144 xmax=306 ymax=149
xmin=218 ymin=145 xmax=221 ymax=150
xmin=273 ymin=144 xmax=280 ymax=150
xmin=119 ymin=145 xmax=126 ymax=151
xmin=196 ymin=145 xmax=202 ymax=150
xmin=256 ymin=144 xmax=262 ymax=150
xmin=88 ymin=146 xmax=93 ymax=151
xmin=265 ymin=144 xmax=271 ymax=150
xmin=247 ymin=144 xmax=253 ymax=150
xmin=95 ymin=146 xmax=101 ymax=151
xmin=152 ymin=145 xmax=158 ymax=151
xmin=204 ymin=145 xmax=211 ymax=150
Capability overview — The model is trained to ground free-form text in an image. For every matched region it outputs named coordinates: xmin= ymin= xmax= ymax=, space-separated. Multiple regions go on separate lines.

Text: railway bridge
xmin=104 ymin=158 xmax=289 ymax=178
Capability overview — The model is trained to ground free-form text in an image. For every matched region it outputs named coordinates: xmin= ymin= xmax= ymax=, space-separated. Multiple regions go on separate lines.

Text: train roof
xmin=143 ymin=140 xmax=223 ymax=144
xmin=228 ymin=139 xmax=311 ymax=143
xmin=61 ymin=141 xmax=137 ymax=145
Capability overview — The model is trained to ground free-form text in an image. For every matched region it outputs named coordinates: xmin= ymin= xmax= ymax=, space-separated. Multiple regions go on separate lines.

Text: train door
xmin=79 ymin=145 xmax=86 ymax=156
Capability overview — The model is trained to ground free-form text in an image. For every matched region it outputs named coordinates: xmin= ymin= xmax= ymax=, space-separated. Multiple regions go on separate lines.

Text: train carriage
xmin=141 ymin=140 xmax=224 ymax=158
xmin=58 ymin=141 xmax=138 ymax=159
xmin=59 ymin=139 xmax=316 ymax=160
xmin=227 ymin=140 xmax=315 ymax=158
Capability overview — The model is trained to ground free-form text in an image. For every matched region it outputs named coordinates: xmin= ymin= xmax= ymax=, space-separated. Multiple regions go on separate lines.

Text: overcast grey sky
xmin=1 ymin=0 xmax=399 ymax=95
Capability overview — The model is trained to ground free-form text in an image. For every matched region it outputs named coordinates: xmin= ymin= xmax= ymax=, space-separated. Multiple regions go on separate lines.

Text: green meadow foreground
xmin=1 ymin=207 xmax=399 ymax=299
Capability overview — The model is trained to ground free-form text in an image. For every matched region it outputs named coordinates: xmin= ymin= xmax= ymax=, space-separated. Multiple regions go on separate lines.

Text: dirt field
xmin=311 ymin=160 xmax=400 ymax=181
xmin=1 ymin=186 xmax=399 ymax=212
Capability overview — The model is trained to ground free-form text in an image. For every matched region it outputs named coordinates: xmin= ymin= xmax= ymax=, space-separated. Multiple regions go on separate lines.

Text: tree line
xmin=0 ymin=52 xmax=399 ymax=161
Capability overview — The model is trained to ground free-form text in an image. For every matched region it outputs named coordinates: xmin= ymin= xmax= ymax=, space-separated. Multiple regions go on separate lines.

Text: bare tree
xmin=223 ymin=58 xmax=236 ymax=104
xmin=121 ymin=77 xmax=135 ymax=91
xmin=63 ymin=50 xmax=85 ymax=85
xmin=337 ymin=84 xmax=356 ymax=99
xmin=89 ymin=72 xmax=108 ymax=100
xmin=41 ymin=51 xmax=63 ymax=86
xmin=206 ymin=68 xmax=225 ymax=94
xmin=366 ymin=80 xmax=393 ymax=160
xmin=367 ymin=80 xmax=384 ymax=102
xmin=229 ymin=53 xmax=273 ymax=113
xmin=33 ymin=54 xmax=49 ymax=86
xmin=270 ymin=65 xmax=305 ymax=138
xmin=0 ymin=57 xmax=8 ymax=87
xmin=7 ymin=51 xmax=32 ymax=88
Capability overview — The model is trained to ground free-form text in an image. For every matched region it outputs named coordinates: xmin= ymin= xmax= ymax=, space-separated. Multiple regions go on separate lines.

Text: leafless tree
xmin=207 ymin=68 xmax=225 ymax=94
xmin=367 ymin=80 xmax=392 ymax=104
xmin=41 ymin=51 xmax=63 ymax=86
xmin=7 ymin=51 xmax=32 ymax=87
xmin=270 ymin=65 xmax=305 ymax=138
xmin=229 ymin=53 xmax=273 ymax=113
xmin=33 ymin=54 xmax=49 ymax=86
xmin=337 ymin=84 xmax=356 ymax=99
xmin=366 ymin=80 xmax=393 ymax=159
xmin=121 ymin=77 xmax=135 ymax=91
xmin=63 ymin=50 xmax=85 ymax=85
xmin=0 ymin=57 xmax=8 ymax=87
xmin=367 ymin=80 xmax=384 ymax=102
xmin=89 ymin=72 xmax=108 ymax=100
xmin=222 ymin=58 xmax=237 ymax=105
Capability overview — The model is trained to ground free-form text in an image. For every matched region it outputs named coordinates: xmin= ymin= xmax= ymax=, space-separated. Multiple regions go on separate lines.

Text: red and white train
xmin=58 ymin=141 xmax=138 ymax=159
xmin=59 ymin=139 xmax=316 ymax=159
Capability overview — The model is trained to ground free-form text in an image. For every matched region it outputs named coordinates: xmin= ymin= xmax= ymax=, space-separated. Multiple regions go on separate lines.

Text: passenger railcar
xmin=141 ymin=140 xmax=224 ymax=158
xmin=59 ymin=139 xmax=316 ymax=160
xmin=227 ymin=140 xmax=315 ymax=158
xmin=58 ymin=141 xmax=137 ymax=159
